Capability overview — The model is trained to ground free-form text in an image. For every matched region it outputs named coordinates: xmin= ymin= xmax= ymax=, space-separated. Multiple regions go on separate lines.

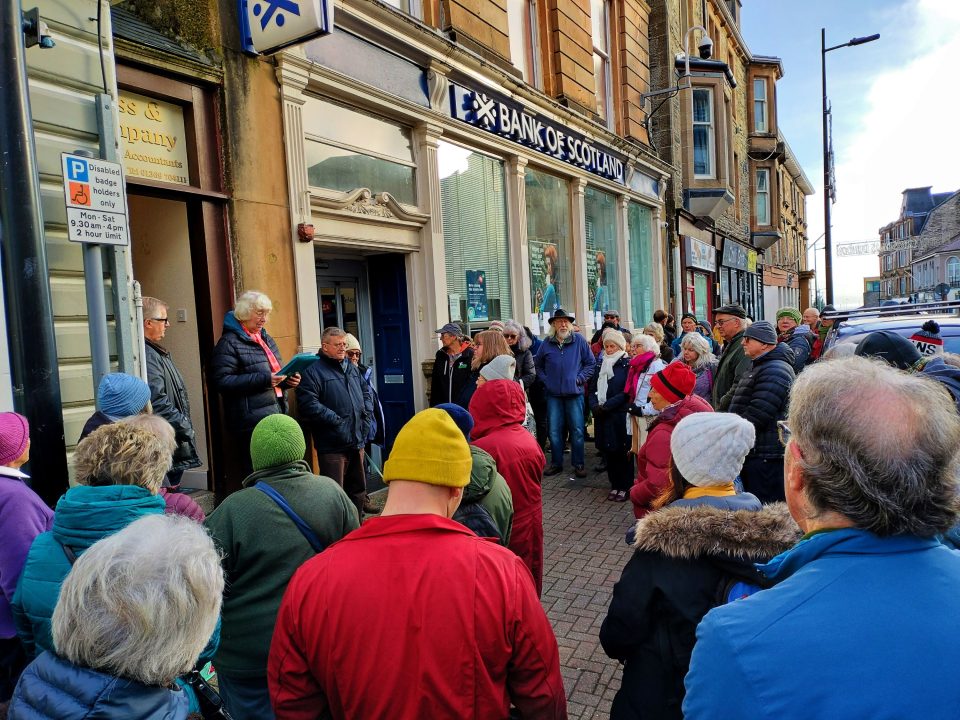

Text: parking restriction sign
xmin=61 ymin=153 xmax=130 ymax=246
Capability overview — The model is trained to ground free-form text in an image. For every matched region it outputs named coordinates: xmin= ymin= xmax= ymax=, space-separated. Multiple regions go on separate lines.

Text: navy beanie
xmin=436 ymin=403 xmax=474 ymax=441
xmin=97 ymin=373 xmax=151 ymax=419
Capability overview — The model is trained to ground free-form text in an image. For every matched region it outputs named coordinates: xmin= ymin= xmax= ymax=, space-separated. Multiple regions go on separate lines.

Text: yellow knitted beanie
xmin=383 ymin=408 xmax=471 ymax=488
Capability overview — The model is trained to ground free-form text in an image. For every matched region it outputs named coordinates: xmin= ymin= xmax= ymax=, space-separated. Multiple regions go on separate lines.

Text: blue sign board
xmin=466 ymin=270 xmax=489 ymax=322
xmin=239 ymin=0 xmax=333 ymax=55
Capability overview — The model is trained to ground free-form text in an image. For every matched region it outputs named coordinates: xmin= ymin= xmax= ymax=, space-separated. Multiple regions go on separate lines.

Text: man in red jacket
xmin=268 ymin=408 xmax=567 ymax=720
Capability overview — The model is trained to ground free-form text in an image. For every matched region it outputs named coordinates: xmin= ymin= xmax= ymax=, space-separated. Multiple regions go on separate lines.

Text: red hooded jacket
xmin=469 ymin=380 xmax=546 ymax=596
xmin=268 ymin=514 xmax=567 ymax=720
xmin=630 ymin=394 xmax=713 ymax=518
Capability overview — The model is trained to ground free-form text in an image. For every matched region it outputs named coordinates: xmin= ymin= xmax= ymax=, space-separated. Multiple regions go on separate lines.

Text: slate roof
xmin=111 ymin=6 xmax=214 ymax=66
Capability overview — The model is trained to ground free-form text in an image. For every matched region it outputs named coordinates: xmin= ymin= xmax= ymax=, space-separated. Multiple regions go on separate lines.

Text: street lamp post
xmin=821 ymin=28 xmax=879 ymax=305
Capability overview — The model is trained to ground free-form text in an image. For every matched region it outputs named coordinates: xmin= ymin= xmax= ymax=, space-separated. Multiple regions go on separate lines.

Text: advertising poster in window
xmin=588 ymin=248 xmax=610 ymax=314
xmin=529 ymin=239 xmax=560 ymax=314
xmin=465 ymin=270 xmax=489 ymax=322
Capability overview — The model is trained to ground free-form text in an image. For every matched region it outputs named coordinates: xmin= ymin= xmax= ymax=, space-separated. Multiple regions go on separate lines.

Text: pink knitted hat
xmin=0 ymin=412 xmax=30 ymax=465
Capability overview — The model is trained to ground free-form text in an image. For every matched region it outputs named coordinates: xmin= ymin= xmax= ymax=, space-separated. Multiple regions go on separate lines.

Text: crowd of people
xmin=3 ymin=290 xmax=960 ymax=719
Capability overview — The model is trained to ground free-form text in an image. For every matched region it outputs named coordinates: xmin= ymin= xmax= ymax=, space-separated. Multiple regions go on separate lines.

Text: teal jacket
xmin=13 ymin=485 xmax=166 ymax=658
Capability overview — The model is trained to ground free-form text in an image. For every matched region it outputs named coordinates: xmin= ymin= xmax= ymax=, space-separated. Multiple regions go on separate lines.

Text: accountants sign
xmin=450 ymin=82 xmax=626 ymax=185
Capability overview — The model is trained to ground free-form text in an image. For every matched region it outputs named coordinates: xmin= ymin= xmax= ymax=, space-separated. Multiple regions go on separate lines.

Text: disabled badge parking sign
xmin=61 ymin=154 xmax=130 ymax=246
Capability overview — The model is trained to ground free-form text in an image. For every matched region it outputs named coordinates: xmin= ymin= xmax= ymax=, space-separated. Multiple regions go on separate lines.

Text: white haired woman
xmin=625 ymin=334 xmax=666 ymax=453
xmin=502 ymin=319 xmax=536 ymax=389
xmin=8 ymin=514 xmax=224 ymax=719
xmin=210 ymin=290 xmax=301 ymax=478
xmin=674 ymin=332 xmax=718 ymax=402
xmin=644 ymin=322 xmax=674 ymax=363
xmin=588 ymin=330 xmax=633 ymax=501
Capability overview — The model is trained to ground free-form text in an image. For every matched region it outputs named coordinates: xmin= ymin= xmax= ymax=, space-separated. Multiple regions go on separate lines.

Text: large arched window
xmin=948 ymin=256 xmax=960 ymax=284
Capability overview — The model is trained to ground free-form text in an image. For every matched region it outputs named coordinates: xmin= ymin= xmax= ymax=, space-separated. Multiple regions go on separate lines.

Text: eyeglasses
xmin=346 ymin=350 xmax=361 ymax=358
xmin=503 ymin=333 xmax=518 ymax=340
xmin=326 ymin=341 xmax=347 ymax=349
xmin=150 ymin=317 xmax=170 ymax=326
xmin=777 ymin=420 xmax=792 ymax=447
xmin=714 ymin=318 xmax=736 ymax=327
xmin=604 ymin=315 xmax=617 ymax=320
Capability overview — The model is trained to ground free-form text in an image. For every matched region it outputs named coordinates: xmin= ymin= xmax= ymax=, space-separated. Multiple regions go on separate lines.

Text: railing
xmin=821 ymin=299 xmax=960 ymax=322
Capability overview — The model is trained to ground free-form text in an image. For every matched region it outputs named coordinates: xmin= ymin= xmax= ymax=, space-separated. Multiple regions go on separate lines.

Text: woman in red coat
xmin=470 ymin=377 xmax=546 ymax=596
xmin=629 ymin=363 xmax=712 ymax=519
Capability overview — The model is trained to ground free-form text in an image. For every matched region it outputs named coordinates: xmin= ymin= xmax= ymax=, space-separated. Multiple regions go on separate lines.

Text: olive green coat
xmin=464 ymin=446 xmax=514 ymax=546
xmin=712 ymin=331 xmax=752 ymax=411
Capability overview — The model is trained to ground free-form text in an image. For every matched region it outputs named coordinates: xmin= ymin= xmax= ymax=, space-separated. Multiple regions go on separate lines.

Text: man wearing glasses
xmin=297 ymin=326 xmax=373 ymax=518
xmin=710 ymin=303 xmax=752 ymax=411
xmin=142 ymin=296 xmax=200 ymax=488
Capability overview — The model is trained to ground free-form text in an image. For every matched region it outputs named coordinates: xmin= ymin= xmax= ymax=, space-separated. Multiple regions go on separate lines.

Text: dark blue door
xmin=368 ymin=253 xmax=415 ymax=454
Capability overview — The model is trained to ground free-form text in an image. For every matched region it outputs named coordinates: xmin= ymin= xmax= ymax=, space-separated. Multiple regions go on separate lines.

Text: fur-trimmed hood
xmin=632 ymin=502 xmax=800 ymax=562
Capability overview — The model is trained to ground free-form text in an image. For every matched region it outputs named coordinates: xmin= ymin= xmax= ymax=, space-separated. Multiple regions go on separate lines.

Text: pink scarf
xmin=245 ymin=327 xmax=282 ymax=397
xmin=626 ymin=351 xmax=656 ymax=401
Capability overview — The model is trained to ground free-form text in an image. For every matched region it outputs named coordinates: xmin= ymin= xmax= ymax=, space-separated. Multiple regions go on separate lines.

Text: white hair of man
xmin=631 ymin=333 xmax=660 ymax=357
xmin=321 ymin=326 xmax=346 ymax=341
xmin=52 ymin=514 xmax=224 ymax=686
xmin=234 ymin=290 xmax=273 ymax=321
xmin=680 ymin=332 xmax=716 ymax=370
xmin=141 ymin=296 xmax=167 ymax=321
xmin=789 ymin=355 xmax=960 ymax=537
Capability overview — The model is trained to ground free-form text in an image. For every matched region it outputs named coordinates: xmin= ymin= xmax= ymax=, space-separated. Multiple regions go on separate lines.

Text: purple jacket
xmin=0 ymin=472 xmax=53 ymax=638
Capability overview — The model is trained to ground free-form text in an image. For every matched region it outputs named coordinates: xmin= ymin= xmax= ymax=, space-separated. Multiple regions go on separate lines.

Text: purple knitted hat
xmin=0 ymin=412 xmax=30 ymax=465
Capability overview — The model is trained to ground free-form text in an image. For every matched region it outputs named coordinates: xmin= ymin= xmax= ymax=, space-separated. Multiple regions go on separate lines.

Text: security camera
xmin=698 ymin=36 xmax=714 ymax=60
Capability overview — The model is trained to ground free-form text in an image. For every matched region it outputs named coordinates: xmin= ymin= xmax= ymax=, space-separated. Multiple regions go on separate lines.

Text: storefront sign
xmin=239 ymin=0 xmax=333 ymax=55
xmin=722 ymin=240 xmax=752 ymax=272
xmin=466 ymin=270 xmax=489 ymax=322
xmin=118 ymin=92 xmax=189 ymax=186
xmin=685 ymin=236 xmax=716 ymax=273
xmin=747 ymin=249 xmax=758 ymax=274
xmin=449 ymin=83 xmax=626 ymax=185
xmin=61 ymin=153 xmax=130 ymax=246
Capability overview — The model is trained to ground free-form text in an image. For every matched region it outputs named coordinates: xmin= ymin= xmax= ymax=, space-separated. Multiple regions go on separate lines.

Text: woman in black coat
xmin=503 ymin=320 xmax=536 ymax=390
xmin=587 ymin=329 xmax=632 ymax=501
xmin=600 ymin=412 xmax=799 ymax=720
xmin=209 ymin=291 xmax=300 ymax=475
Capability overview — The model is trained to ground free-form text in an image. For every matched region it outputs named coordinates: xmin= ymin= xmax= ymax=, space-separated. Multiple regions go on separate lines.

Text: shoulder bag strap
xmin=60 ymin=543 xmax=78 ymax=565
xmin=255 ymin=482 xmax=325 ymax=553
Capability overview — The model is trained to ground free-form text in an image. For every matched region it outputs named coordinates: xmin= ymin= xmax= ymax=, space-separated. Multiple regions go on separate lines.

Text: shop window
xmin=526 ymin=168 xmax=572 ymax=322
xmin=584 ymin=186 xmax=619 ymax=318
xmin=948 ymin=257 xmax=960 ymax=285
xmin=692 ymin=88 xmax=715 ymax=178
xmin=591 ymin=0 xmax=613 ymax=127
xmin=753 ymin=78 xmax=768 ymax=133
xmin=627 ymin=202 xmax=655 ymax=325
xmin=756 ymin=168 xmax=770 ymax=225
xmin=379 ymin=0 xmax=421 ymax=18
xmin=508 ymin=0 xmax=540 ymax=88
xmin=438 ymin=141 xmax=511 ymax=324
xmin=304 ymin=96 xmax=416 ymax=205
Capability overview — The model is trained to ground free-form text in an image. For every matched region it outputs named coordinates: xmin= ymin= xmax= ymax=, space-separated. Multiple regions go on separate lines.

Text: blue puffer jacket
xmin=727 ymin=343 xmax=795 ymax=459
xmin=296 ymin=353 xmax=373 ymax=454
xmin=12 ymin=485 xmax=166 ymax=658
xmin=8 ymin=651 xmax=189 ymax=719
xmin=780 ymin=325 xmax=814 ymax=373
xmin=920 ymin=355 xmax=960 ymax=412
xmin=534 ymin=332 xmax=595 ymax=398
xmin=210 ymin=311 xmax=287 ymax=433
xmin=684 ymin=529 xmax=960 ymax=719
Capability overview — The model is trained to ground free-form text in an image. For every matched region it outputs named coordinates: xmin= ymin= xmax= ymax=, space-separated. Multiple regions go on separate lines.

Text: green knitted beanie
xmin=776 ymin=307 xmax=803 ymax=325
xmin=250 ymin=414 xmax=306 ymax=471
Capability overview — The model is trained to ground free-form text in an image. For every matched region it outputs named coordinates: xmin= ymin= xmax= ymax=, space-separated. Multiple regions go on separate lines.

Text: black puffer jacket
xmin=210 ymin=312 xmax=287 ymax=433
xmin=587 ymin=354 xmax=631 ymax=453
xmin=429 ymin=348 xmax=474 ymax=408
xmin=600 ymin=500 xmax=799 ymax=720
xmin=512 ymin=347 xmax=536 ymax=390
xmin=728 ymin=342 xmax=796 ymax=459
xmin=145 ymin=340 xmax=200 ymax=471
xmin=296 ymin=353 xmax=373 ymax=454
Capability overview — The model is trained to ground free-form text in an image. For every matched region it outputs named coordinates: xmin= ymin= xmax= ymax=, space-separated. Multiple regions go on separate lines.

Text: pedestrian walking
xmin=296 ymin=326 xmax=373 ymax=517
xmin=727 ymin=321 xmax=795 ymax=503
xmin=684 ymin=356 xmax=960 ymax=719
xmin=673 ymin=332 xmax=717 ymax=402
xmin=710 ymin=303 xmax=751 ymax=410
xmin=775 ymin=307 xmax=814 ymax=373
xmin=629 ymin=363 xmax=712 ymax=520
xmin=210 ymin=291 xmax=300 ymax=477
xmin=205 ymin=414 xmax=358 ymax=720
xmin=142 ymin=296 xmax=201 ymax=488
xmin=601 ymin=412 xmax=798 ymax=720
xmin=588 ymin=329 xmax=632 ymax=502
xmin=267 ymin=409 xmax=566 ymax=720
xmin=536 ymin=308 xmax=595 ymax=478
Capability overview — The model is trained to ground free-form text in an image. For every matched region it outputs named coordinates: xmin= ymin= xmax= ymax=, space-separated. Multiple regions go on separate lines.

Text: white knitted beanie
xmin=479 ymin=354 xmax=516 ymax=382
xmin=670 ymin=412 xmax=756 ymax=487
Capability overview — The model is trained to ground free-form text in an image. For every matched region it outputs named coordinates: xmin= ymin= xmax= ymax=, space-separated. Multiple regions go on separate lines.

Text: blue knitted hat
xmin=436 ymin=402 xmax=474 ymax=441
xmin=97 ymin=373 xmax=151 ymax=419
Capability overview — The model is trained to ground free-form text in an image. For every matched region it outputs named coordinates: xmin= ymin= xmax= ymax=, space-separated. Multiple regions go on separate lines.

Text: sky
xmin=740 ymin=0 xmax=960 ymax=308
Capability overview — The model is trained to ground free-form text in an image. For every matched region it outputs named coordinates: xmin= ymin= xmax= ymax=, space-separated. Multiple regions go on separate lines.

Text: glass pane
xmin=753 ymin=78 xmax=765 ymax=101
xmin=303 ymin=97 xmax=413 ymax=164
xmin=306 ymin=140 xmax=417 ymax=205
xmin=694 ymin=273 xmax=709 ymax=321
xmin=594 ymin=54 xmax=607 ymax=120
xmin=693 ymin=127 xmax=710 ymax=176
xmin=507 ymin=0 xmax=528 ymax=79
xmin=340 ymin=287 xmax=360 ymax=338
xmin=591 ymin=0 xmax=607 ymax=50
xmin=585 ymin=186 xmax=619 ymax=317
xmin=754 ymin=100 xmax=766 ymax=131
xmin=526 ymin=168 xmax=571 ymax=326
xmin=757 ymin=195 xmax=768 ymax=225
xmin=319 ymin=287 xmax=337 ymax=331
xmin=380 ymin=0 xmax=411 ymax=12
xmin=756 ymin=170 xmax=767 ymax=191
xmin=438 ymin=141 xmax=511 ymax=323
xmin=627 ymin=202 xmax=654 ymax=326
xmin=692 ymin=89 xmax=711 ymax=123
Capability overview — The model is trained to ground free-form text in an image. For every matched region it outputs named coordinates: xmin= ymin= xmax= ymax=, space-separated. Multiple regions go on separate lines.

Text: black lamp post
xmin=821 ymin=29 xmax=880 ymax=305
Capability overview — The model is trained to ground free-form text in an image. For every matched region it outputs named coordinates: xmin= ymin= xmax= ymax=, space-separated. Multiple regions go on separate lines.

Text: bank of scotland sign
xmin=239 ymin=0 xmax=333 ymax=55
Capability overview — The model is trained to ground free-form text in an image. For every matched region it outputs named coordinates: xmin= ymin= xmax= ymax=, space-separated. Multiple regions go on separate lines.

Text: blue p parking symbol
xmin=66 ymin=157 xmax=89 ymax=183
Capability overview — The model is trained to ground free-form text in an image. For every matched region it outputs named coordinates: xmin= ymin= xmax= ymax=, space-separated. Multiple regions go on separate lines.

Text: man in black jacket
xmin=429 ymin=323 xmax=474 ymax=408
xmin=297 ymin=326 xmax=374 ymax=516
xmin=142 ymin=297 xmax=200 ymax=488
xmin=728 ymin=321 xmax=796 ymax=504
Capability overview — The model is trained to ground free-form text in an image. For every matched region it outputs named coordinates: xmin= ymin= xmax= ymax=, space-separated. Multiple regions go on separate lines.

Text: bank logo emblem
xmin=252 ymin=0 xmax=301 ymax=29
xmin=471 ymin=93 xmax=497 ymax=129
